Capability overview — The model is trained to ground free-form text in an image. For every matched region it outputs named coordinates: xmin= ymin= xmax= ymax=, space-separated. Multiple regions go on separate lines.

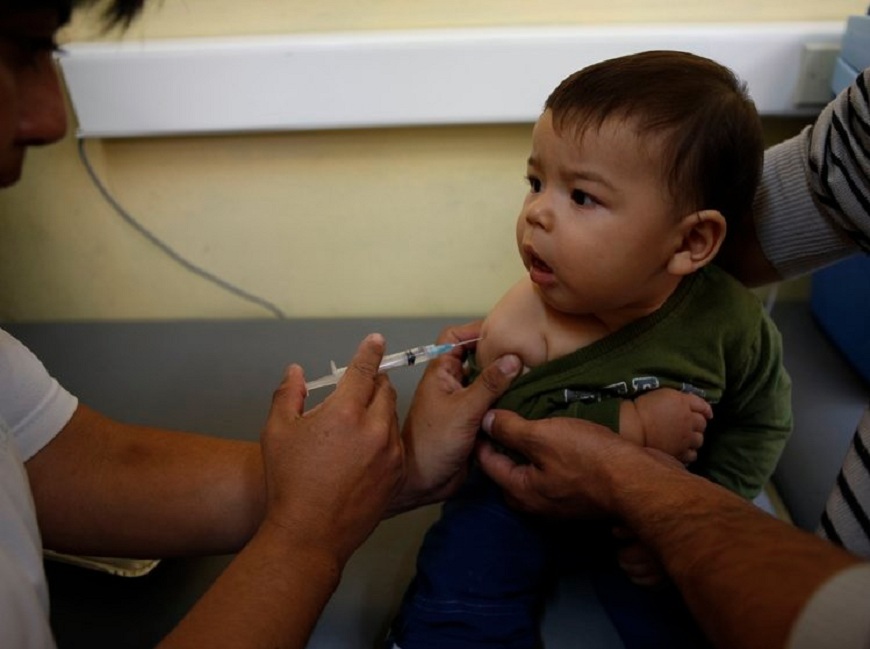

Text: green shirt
xmin=477 ymin=265 xmax=792 ymax=499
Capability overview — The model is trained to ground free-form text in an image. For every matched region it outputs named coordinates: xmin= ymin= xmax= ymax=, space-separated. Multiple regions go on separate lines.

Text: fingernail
xmin=482 ymin=410 xmax=495 ymax=433
xmin=497 ymin=354 xmax=522 ymax=376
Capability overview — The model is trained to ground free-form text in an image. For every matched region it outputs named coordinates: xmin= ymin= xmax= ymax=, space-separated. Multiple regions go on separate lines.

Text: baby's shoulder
xmin=479 ymin=279 xmax=607 ymax=369
xmin=479 ymin=279 xmax=548 ymax=368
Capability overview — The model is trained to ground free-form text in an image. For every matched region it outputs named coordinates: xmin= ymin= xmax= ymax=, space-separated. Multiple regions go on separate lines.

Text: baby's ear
xmin=667 ymin=210 xmax=726 ymax=276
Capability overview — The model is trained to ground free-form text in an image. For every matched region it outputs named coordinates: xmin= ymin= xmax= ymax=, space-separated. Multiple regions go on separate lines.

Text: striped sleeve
xmin=754 ymin=68 xmax=870 ymax=278
xmin=817 ymin=405 xmax=870 ymax=557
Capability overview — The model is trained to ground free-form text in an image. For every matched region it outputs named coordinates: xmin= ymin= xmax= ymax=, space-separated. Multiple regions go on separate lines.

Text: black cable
xmin=76 ymin=137 xmax=286 ymax=319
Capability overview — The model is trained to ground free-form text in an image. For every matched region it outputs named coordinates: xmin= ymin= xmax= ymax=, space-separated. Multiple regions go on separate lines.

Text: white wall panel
xmin=59 ymin=22 xmax=843 ymax=138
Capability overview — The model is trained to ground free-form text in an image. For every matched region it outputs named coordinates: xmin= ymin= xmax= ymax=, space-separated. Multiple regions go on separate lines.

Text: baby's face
xmin=515 ymin=111 xmax=685 ymax=320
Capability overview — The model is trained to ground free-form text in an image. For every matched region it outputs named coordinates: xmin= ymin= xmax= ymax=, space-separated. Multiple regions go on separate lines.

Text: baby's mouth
xmin=530 ymin=252 xmax=553 ymax=274
xmin=527 ymin=250 xmax=557 ymax=286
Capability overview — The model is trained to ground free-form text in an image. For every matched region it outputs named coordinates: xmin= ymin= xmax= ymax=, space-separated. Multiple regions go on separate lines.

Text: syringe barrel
xmin=306 ymin=340 xmax=471 ymax=391
xmin=378 ymin=345 xmax=437 ymax=372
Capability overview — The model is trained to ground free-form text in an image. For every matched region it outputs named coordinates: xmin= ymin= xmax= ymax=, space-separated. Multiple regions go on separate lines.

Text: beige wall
xmin=66 ymin=0 xmax=869 ymax=39
xmin=1 ymin=0 xmax=864 ymax=321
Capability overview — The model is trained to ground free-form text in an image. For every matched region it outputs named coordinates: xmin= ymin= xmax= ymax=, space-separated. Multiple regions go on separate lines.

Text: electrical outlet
xmin=793 ymin=42 xmax=841 ymax=106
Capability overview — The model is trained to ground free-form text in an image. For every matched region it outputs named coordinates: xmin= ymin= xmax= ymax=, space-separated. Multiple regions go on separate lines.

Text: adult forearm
xmin=158 ymin=520 xmax=342 ymax=649
xmin=28 ymin=404 xmax=265 ymax=557
xmin=610 ymin=453 xmax=861 ymax=649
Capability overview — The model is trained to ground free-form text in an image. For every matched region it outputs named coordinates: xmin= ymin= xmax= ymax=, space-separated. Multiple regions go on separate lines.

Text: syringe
xmin=305 ymin=338 xmax=481 ymax=391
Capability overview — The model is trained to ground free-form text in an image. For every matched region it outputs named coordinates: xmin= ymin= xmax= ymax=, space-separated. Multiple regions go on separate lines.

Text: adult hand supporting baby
xmin=478 ymin=409 xmax=687 ymax=519
xmin=477 ymin=410 xmax=638 ymax=519
xmin=478 ymin=409 xmax=864 ymax=649
xmin=391 ymin=321 xmax=522 ymax=513
xmin=480 ymin=391 xmax=710 ymax=588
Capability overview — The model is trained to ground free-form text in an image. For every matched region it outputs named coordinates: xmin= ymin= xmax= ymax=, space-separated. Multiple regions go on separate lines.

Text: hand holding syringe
xmin=305 ymin=338 xmax=481 ymax=391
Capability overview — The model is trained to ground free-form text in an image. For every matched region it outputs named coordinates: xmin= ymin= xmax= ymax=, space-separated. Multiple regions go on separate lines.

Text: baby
xmin=391 ymin=51 xmax=792 ymax=649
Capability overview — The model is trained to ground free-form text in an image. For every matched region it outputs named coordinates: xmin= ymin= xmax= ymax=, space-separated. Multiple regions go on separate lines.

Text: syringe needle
xmin=305 ymin=337 xmax=480 ymax=391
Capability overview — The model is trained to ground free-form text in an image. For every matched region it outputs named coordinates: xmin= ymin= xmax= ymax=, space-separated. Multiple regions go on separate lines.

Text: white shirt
xmin=0 ymin=328 xmax=77 ymax=648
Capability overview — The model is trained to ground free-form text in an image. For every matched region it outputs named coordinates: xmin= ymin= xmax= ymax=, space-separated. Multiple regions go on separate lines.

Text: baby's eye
xmin=571 ymin=189 xmax=597 ymax=207
xmin=525 ymin=175 xmax=542 ymax=193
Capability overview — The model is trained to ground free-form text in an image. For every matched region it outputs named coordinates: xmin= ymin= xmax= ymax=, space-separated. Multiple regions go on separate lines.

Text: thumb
xmin=476 ymin=434 xmax=530 ymax=493
xmin=463 ymin=354 xmax=522 ymax=413
xmin=481 ymin=408 xmax=537 ymax=460
xmin=334 ymin=333 xmax=385 ymax=401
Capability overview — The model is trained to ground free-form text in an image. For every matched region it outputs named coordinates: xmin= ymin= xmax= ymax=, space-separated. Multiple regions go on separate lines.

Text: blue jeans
xmin=390 ymin=468 xmax=709 ymax=649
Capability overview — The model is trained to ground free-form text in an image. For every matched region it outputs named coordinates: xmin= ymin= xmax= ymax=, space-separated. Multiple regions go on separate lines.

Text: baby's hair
xmin=545 ymin=51 xmax=764 ymax=223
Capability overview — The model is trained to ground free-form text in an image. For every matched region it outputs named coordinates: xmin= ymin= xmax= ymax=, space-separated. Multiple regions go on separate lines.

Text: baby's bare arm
xmin=619 ymin=390 xmax=712 ymax=464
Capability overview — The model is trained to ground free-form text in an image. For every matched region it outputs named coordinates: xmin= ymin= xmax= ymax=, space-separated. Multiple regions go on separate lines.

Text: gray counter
xmin=6 ymin=303 xmax=867 ymax=648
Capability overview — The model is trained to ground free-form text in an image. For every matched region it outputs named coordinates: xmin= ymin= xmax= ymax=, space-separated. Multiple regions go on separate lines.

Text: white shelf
xmin=59 ymin=22 xmax=843 ymax=138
